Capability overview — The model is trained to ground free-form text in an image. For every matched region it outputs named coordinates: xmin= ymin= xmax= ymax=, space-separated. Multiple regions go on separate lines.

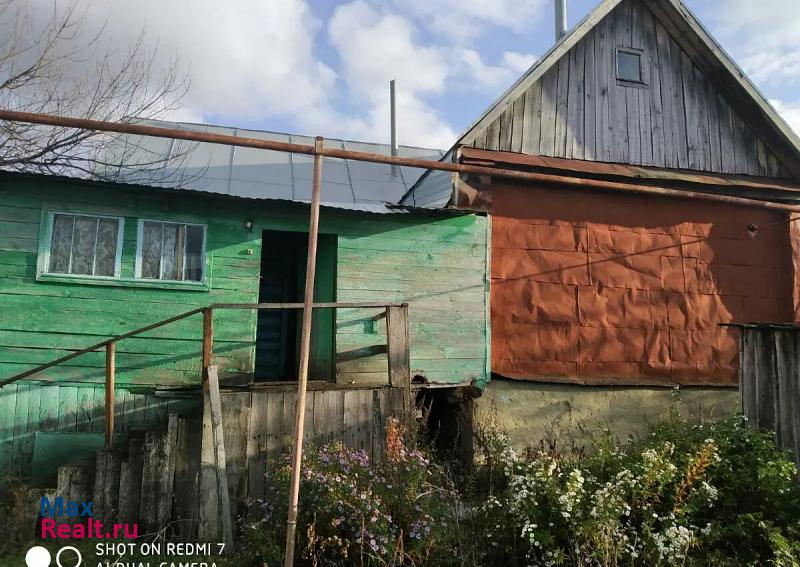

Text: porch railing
xmin=0 ymin=301 xmax=410 ymax=448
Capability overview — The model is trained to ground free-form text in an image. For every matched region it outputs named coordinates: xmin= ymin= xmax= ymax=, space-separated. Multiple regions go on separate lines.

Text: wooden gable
xmin=466 ymin=0 xmax=795 ymax=179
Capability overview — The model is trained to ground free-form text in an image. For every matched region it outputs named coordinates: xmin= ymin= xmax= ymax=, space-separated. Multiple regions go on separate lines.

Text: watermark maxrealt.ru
xmin=39 ymin=496 xmax=138 ymax=539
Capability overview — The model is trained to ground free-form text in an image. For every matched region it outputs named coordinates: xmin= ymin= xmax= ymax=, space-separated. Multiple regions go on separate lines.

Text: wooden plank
xmin=343 ymin=390 xmax=359 ymax=449
xmin=387 ymin=305 xmax=411 ymax=420
xmin=554 ymin=56 xmax=570 ymax=157
xmin=669 ymin=36 xmax=689 ymax=168
xmin=731 ymin=110 xmax=749 ymax=175
xmin=521 ymin=83 xmax=541 ymax=155
xmin=90 ymin=387 xmax=105 ymax=434
xmin=118 ymin=437 xmax=143 ymax=524
xmin=705 ymin=80 xmax=723 ymax=172
xmin=485 ymin=117 xmax=500 ymax=151
xmin=655 ymin=21 xmax=676 ymax=167
xmin=56 ymin=465 xmax=88 ymax=525
xmin=93 ymin=450 xmax=121 ymax=525
xmin=694 ymin=67 xmax=711 ymax=171
xmin=39 ymin=384 xmax=59 ymax=432
xmin=282 ymin=391 xmax=298 ymax=455
xmin=610 ymin=7 xmax=628 ymax=163
xmin=57 ymin=385 xmax=78 ymax=432
xmin=622 ymin=0 xmax=641 ymax=165
xmin=76 ymin=385 xmax=93 ymax=433
xmin=265 ymin=391 xmax=284 ymax=463
xmin=566 ymin=41 xmax=585 ymax=159
xmin=644 ymin=7 xmax=665 ymax=167
xmin=791 ymin=333 xmax=800 ymax=465
xmin=499 ymin=106 xmax=513 ymax=152
xmin=583 ymin=29 xmax=597 ymax=161
xmin=357 ymin=389 xmax=371 ymax=453
xmin=595 ymin=13 xmax=612 ymax=162
xmin=221 ymin=391 xmax=250 ymax=524
xmin=755 ymin=331 xmax=776 ymax=431
xmin=105 ymin=342 xmax=115 ymax=446
xmin=773 ymin=331 xmax=795 ymax=452
xmin=139 ymin=414 xmax=178 ymax=534
xmin=24 ymin=384 xmax=41 ymax=472
xmin=756 ymin=139 xmax=769 ymax=176
xmin=312 ymin=389 xmax=333 ymax=445
xmin=718 ymin=96 xmax=736 ymax=173
xmin=539 ymin=67 xmax=559 ymax=156
xmin=681 ymin=52 xmax=700 ymax=169
xmin=246 ymin=390 xmax=269 ymax=501
xmin=510 ymin=97 xmax=524 ymax=153
xmin=12 ymin=384 xmax=28 ymax=474
xmin=633 ymin=1 xmax=652 ymax=165
xmin=206 ymin=368 xmax=233 ymax=547
xmin=173 ymin=415 xmax=202 ymax=540
xmin=198 ymin=367 xmax=233 ymax=546
xmin=330 ymin=389 xmax=345 ymax=444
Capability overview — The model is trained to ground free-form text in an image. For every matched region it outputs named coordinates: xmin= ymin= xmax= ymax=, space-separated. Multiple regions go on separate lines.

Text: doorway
xmin=254 ymin=230 xmax=336 ymax=381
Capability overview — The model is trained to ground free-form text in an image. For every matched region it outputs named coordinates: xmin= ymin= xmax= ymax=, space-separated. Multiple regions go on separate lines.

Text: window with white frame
xmin=46 ymin=212 xmax=123 ymax=277
xmin=136 ymin=220 xmax=205 ymax=282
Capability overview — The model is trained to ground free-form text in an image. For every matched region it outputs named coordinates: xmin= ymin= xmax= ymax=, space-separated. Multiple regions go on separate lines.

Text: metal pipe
xmin=555 ymin=0 xmax=568 ymax=40
xmin=390 ymin=80 xmax=399 ymax=177
xmin=0 ymin=109 xmax=797 ymax=212
xmin=284 ymin=136 xmax=325 ymax=567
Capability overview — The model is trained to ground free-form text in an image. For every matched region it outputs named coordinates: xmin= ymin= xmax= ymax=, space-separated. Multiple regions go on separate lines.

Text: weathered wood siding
xmin=0 ymin=174 xmax=488 ymax=388
xmin=470 ymin=0 xmax=791 ymax=178
xmin=740 ymin=327 xmax=800 ymax=467
xmin=0 ymin=380 xmax=196 ymax=478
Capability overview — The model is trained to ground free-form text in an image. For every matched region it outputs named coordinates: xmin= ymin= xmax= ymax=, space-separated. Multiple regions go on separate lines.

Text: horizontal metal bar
xmin=1 ymin=109 xmax=798 ymax=211
xmin=0 ymin=306 xmax=205 ymax=387
xmin=211 ymin=302 xmax=407 ymax=310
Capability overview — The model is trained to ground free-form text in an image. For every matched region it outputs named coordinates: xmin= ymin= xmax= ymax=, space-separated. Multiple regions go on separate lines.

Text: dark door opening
xmin=255 ymin=230 xmax=336 ymax=381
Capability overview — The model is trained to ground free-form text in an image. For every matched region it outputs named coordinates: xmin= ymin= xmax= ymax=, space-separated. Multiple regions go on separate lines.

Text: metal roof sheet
xmin=100 ymin=118 xmax=445 ymax=208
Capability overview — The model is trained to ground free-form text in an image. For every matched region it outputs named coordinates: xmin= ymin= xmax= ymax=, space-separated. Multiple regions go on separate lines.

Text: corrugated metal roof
xmin=100 ymin=118 xmax=445 ymax=208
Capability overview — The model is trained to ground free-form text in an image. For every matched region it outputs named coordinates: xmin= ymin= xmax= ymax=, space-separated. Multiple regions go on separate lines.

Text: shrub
xmin=467 ymin=413 xmax=800 ymax=566
xmin=240 ymin=418 xmax=458 ymax=566
xmin=239 ymin=413 xmax=800 ymax=566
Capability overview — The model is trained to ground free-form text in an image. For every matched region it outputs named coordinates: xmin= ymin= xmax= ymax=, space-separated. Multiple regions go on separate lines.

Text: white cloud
xmin=459 ymin=50 xmax=537 ymax=90
xmin=713 ymin=0 xmax=800 ymax=86
xmin=327 ymin=1 xmax=455 ymax=147
xmin=770 ymin=99 xmax=800 ymax=137
xmin=389 ymin=0 xmax=547 ymax=43
xmin=71 ymin=0 xmax=337 ymax=122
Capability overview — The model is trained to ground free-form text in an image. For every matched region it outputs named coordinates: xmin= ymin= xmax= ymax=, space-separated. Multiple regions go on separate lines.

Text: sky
xmin=24 ymin=0 xmax=800 ymax=150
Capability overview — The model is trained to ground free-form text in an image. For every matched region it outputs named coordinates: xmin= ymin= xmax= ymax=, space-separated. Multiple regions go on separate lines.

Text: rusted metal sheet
xmin=489 ymin=180 xmax=794 ymax=386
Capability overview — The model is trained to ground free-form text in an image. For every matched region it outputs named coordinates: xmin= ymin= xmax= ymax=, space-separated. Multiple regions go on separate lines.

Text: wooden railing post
xmin=105 ymin=341 xmax=116 ymax=448
xmin=202 ymin=308 xmax=214 ymax=383
xmin=387 ymin=304 xmax=411 ymax=414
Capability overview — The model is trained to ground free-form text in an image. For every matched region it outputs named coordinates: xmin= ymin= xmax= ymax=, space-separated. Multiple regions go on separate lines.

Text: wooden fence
xmin=22 ymin=383 xmax=405 ymax=540
xmin=737 ymin=324 xmax=800 ymax=466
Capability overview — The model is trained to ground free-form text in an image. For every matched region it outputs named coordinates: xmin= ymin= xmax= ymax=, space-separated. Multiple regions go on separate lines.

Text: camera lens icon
xmin=25 ymin=546 xmax=82 ymax=567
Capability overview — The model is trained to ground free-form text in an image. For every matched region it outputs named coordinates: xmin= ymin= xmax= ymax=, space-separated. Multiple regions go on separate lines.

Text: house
xmin=402 ymin=0 xmax=800 ymax=444
xmin=0 ymin=121 xmax=489 ymax=530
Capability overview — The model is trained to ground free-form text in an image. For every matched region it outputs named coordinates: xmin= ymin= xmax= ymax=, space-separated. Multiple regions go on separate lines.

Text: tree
xmin=0 ymin=0 xmax=191 ymax=181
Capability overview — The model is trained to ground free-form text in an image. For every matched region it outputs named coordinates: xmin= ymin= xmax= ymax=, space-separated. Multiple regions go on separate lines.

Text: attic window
xmin=617 ymin=48 xmax=644 ymax=84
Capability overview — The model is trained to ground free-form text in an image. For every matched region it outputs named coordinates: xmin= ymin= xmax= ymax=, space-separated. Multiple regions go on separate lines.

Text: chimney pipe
xmin=390 ymin=79 xmax=399 ymax=177
xmin=555 ymin=0 xmax=567 ymax=41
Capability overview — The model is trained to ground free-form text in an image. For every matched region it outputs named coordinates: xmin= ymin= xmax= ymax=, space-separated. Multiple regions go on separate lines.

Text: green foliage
xmin=238 ymin=413 xmax=800 ymax=566
xmin=239 ymin=420 xmax=457 ymax=566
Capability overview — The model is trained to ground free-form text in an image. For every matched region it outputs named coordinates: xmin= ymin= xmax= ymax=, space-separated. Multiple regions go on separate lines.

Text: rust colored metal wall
xmin=490 ymin=182 xmax=795 ymax=386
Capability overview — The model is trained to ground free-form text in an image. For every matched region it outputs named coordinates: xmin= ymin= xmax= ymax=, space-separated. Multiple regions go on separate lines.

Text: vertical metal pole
xmin=555 ymin=0 xmax=568 ymax=40
xmin=284 ymin=136 xmax=324 ymax=567
xmin=104 ymin=342 xmax=115 ymax=448
xmin=390 ymin=80 xmax=399 ymax=177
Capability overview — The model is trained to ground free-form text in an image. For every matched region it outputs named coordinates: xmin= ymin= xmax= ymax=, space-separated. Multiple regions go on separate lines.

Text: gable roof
xmin=403 ymin=0 xmax=800 ymax=206
xmin=100 ymin=118 xmax=444 ymax=208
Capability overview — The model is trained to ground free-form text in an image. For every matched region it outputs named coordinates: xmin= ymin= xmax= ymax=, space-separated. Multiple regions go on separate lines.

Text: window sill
xmin=36 ymin=273 xmax=211 ymax=292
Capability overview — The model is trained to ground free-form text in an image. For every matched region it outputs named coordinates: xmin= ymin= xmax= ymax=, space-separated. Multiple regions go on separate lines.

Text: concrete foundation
xmin=475 ymin=378 xmax=740 ymax=451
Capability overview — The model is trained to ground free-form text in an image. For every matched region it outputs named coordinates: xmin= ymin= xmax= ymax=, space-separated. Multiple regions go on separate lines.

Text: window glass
xmin=47 ymin=213 xmax=120 ymax=277
xmin=618 ymin=50 xmax=642 ymax=83
xmin=138 ymin=221 xmax=204 ymax=282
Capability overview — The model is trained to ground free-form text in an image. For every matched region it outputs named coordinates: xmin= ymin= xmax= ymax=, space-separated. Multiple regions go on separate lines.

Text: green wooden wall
xmin=0 ymin=173 xmax=489 ymax=389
